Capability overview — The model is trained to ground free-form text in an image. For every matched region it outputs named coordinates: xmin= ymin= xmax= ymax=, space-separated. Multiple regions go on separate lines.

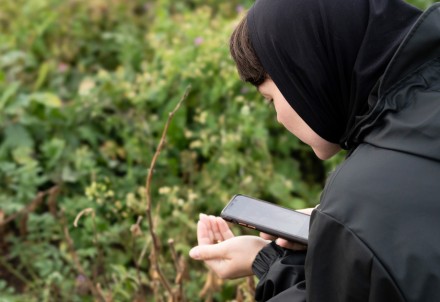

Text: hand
xmin=260 ymin=207 xmax=314 ymax=250
xmin=189 ymin=214 xmax=269 ymax=279
xmin=259 ymin=232 xmax=307 ymax=250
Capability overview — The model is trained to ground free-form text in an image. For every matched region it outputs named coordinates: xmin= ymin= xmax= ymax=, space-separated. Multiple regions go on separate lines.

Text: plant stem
xmin=141 ymin=85 xmax=191 ymax=300
xmin=0 ymin=255 xmax=32 ymax=287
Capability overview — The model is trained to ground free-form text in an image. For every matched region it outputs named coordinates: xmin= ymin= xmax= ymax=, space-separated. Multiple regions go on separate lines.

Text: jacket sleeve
xmin=252 ymin=241 xmax=307 ymax=302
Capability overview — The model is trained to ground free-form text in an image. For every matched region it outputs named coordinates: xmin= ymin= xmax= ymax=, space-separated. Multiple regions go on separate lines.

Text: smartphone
xmin=220 ymin=194 xmax=310 ymax=245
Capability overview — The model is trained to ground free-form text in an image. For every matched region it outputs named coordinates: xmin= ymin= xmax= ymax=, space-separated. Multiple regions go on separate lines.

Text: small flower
xmin=76 ymin=274 xmax=86 ymax=282
xmin=194 ymin=37 xmax=204 ymax=46
xmin=240 ymin=105 xmax=250 ymax=115
xmin=159 ymin=187 xmax=171 ymax=195
xmin=184 ymin=130 xmax=193 ymax=138
xmin=196 ymin=111 xmax=208 ymax=124
xmin=78 ymin=78 xmax=96 ymax=96
xmin=58 ymin=62 xmax=69 ymax=73
xmin=75 ymin=274 xmax=88 ymax=295
xmin=190 ymin=140 xmax=203 ymax=149
xmin=187 ymin=190 xmax=198 ymax=202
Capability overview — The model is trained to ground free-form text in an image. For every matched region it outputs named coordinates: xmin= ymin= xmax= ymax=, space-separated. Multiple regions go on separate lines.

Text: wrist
xmin=239 ymin=236 xmax=270 ymax=278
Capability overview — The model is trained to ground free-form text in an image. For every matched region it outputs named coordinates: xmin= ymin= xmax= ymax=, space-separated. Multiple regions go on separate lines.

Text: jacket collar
xmin=379 ymin=3 xmax=440 ymax=97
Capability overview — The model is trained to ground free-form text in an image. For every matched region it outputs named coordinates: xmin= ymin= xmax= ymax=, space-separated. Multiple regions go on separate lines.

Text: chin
xmin=313 ymin=146 xmax=341 ymax=160
xmin=315 ymin=153 xmax=332 ymax=160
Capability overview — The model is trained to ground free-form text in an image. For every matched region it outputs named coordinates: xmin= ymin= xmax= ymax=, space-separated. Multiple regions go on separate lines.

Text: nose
xmin=276 ymin=114 xmax=283 ymax=125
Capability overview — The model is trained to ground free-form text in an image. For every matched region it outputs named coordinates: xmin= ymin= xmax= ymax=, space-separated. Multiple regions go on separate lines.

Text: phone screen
xmin=221 ymin=194 xmax=310 ymax=244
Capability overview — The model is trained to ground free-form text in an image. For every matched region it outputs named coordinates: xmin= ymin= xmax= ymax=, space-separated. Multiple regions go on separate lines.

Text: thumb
xmin=189 ymin=244 xmax=225 ymax=261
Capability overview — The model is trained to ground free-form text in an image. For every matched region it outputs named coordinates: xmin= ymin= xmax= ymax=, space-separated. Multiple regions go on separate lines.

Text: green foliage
xmin=0 ymin=0 xmax=434 ymax=300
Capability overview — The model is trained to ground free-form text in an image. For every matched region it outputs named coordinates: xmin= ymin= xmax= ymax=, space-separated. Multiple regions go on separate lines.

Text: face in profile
xmin=258 ymin=79 xmax=341 ymax=160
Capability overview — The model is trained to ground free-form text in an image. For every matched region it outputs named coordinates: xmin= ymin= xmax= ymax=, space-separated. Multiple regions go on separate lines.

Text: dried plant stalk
xmin=169 ymin=239 xmax=186 ymax=301
xmin=63 ymin=226 xmax=106 ymax=302
xmin=141 ymin=86 xmax=191 ymax=300
xmin=0 ymin=187 xmax=57 ymax=226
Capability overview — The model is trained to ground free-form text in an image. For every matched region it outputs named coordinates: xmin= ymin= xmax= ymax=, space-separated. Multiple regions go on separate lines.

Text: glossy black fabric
xmin=252 ymin=242 xmax=306 ymax=302
xmin=247 ymin=0 xmax=421 ymax=146
xmin=252 ymin=4 xmax=440 ymax=301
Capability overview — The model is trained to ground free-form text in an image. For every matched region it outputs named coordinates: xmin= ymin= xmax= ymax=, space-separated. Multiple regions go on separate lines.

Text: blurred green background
xmin=0 ymin=0 xmax=435 ymax=301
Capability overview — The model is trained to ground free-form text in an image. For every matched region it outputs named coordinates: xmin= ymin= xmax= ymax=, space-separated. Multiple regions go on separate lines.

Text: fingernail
xmin=189 ymin=247 xmax=200 ymax=259
xmin=199 ymin=213 xmax=207 ymax=219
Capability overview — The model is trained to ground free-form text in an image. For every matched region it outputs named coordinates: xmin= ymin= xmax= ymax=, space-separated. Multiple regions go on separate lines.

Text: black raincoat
xmin=252 ymin=4 xmax=440 ymax=301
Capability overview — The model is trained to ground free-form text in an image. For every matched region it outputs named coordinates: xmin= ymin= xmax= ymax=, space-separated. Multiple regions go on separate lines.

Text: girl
xmin=190 ymin=0 xmax=440 ymax=301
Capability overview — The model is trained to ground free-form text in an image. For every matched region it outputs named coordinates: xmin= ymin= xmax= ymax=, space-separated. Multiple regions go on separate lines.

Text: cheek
xmin=274 ymin=103 xmax=316 ymax=143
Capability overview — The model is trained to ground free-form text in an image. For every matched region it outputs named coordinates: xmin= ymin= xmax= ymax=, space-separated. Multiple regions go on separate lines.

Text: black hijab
xmin=247 ymin=0 xmax=421 ymax=148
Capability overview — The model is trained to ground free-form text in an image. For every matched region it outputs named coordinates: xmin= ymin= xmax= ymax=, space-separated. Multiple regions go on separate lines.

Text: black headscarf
xmin=247 ymin=0 xmax=421 ymax=148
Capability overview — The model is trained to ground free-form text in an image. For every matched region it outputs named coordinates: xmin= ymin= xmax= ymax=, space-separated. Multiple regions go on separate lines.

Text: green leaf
xmin=2 ymin=124 xmax=34 ymax=149
xmin=12 ymin=146 xmax=34 ymax=165
xmin=41 ymin=138 xmax=66 ymax=169
xmin=0 ymin=50 xmax=27 ymax=68
xmin=33 ymin=61 xmax=50 ymax=91
xmin=30 ymin=92 xmax=62 ymax=108
xmin=0 ymin=82 xmax=20 ymax=111
xmin=61 ymin=166 xmax=78 ymax=183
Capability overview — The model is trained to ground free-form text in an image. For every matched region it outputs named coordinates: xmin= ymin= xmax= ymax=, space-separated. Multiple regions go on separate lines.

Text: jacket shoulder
xmin=380 ymin=3 xmax=440 ymax=95
xmin=306 ymin=209 xmax=404 ymax=302
xmin=315 ymin=144 xmax=440 ymax=301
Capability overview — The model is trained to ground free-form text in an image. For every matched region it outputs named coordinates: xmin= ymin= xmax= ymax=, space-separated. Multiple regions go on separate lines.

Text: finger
xmin=200 ymin=213 xmax=215 ymax=243
xmin=296 ymin=208 xmax=314 ymax=215
xmin=259 ymin=232 xmax=277 ymax=241
xmin=189 ymin=243 xmax=226 ymax=261
xmin=209 ymin=215 xmax=223 ymax=242
xmin=216 ymin=217 xmax=234 ymax=240
xmin=197 ymin=220 xmax=212 ymax=246
xmin=276 ymin=238 xmax=307 ymax=251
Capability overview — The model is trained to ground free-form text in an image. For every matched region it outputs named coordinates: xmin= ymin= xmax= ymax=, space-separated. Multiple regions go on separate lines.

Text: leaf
xmin=0 ymin=192 xmax=23 ymax=214
xmin=0 ymin=82 xmax=20 ymax=111
xmin=33 ymin=61 xmax=50 ymax=91
xmin=2 ymin=124 xmax=34 ymax=149
xmin=36 ymin=12 xmax=57 ymax=37
xmin=0 ymin=50 xmax=27 ymax=68
xmin=30 ymin=92 xmax=62 ymax=108
xmin=3 ymin=93 xmax=30 ymax=116
xmin=61 ymin=166 xmax=78 ymax=183
xmin=12 ymin=146 xmax=34 ymax=165
xmin=41 ymin=138 xmax=66 ymax=169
